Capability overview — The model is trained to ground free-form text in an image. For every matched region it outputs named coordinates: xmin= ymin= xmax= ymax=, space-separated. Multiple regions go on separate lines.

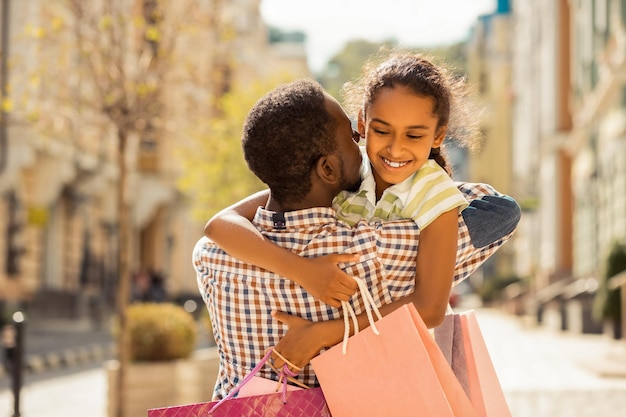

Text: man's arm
xmin=453 ymin=182 xmax=521 ymax=284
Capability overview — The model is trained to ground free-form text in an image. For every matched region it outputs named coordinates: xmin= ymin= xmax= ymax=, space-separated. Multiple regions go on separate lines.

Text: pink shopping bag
xmin=311 ymin=303 xmax=479 ymax=417
xmin=148 ymin=348 xmax=331 ymax=417
xmin=146 ymin=388 xmax=329 ymax=417
xmin=461 ymin=312 xmax=512 ymax=417
xmin=435 ymin=311 xmax=512 ymax=417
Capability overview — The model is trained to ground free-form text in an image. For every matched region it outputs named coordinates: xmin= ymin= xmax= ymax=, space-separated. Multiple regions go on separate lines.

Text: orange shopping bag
xmin=311 ymin=286 xmax=479 ymax=417
xmin=435 ymin=311 xmax=512 ymax=417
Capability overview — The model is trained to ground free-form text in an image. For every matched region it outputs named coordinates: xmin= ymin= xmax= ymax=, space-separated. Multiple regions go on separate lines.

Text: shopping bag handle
xmin=208 ymin=347 xmax=309 ymax=414
xmin=340 ymin=277 xmax=383 ymax=354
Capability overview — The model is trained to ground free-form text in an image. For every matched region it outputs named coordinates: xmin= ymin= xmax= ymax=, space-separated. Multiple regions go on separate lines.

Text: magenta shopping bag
xmin=147 ymin=349 xmax=331 ymax=417
xmin=147 ymin=388 xmax=329 ymax=417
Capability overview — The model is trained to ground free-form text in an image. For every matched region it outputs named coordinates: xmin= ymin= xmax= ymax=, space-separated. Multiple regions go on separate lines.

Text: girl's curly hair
xmin=342 ymin=47 xmax=484 ymax=176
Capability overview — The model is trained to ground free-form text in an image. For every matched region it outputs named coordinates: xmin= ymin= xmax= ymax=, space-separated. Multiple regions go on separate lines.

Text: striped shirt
xmin=333 ymin=152 xmax=468 ymax=228
xmin=193 ymin=182 xmax=514 ymax=400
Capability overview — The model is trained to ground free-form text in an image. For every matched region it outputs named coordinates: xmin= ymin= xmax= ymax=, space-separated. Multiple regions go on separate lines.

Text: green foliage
xmin=427 ymin=42 xmax=469 ymax=77
xmin=268 ymin=26 xmax=306 ymax=43
xmin=317 ymin=39 xmax=398 ymax=99
xmin=317 ymin=40 xmax=469 ymax=105
xmin=126 ymin=302 xmax=197 ymax=362
xmin=478 ymin=274 xmax=523 ymax=304
xmin=518 ymin=196 xmax=540 ymax=212
xmin=594 ymin=242 xmax=626 ymax=322
xmin=177 ymin=77 xmax=292 ymax=222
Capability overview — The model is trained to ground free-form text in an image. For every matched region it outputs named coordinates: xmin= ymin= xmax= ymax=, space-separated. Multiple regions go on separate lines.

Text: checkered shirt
xmin=193 ymin=183 xmax=514 ymax=400
xmin=194 ymin=209 xmax=419 ymax=400
xmin=453 ymin=181 xmax=516 ymax=284
xmin=333 ymin=152 xmax=469 ymax=227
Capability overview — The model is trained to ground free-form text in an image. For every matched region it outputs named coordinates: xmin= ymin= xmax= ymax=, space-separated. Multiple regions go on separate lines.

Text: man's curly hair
xmin=242 ymin=79 xmax=338 ymax=205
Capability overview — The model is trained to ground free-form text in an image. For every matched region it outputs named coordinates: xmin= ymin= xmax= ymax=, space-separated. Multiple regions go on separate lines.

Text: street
xmin=2 ymin=307 xmax=626 ymax=417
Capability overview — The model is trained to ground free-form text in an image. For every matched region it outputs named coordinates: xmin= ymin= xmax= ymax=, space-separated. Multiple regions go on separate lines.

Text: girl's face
xmin=359 ymin=86 xmax=446 ymax=197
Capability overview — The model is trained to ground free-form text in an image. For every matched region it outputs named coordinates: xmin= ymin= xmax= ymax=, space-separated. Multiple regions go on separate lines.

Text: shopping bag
xmin=311 ymin=289 xmax=479 ymax=417
xmin=434 ymin=311 xmax=512 ymax=417
xmin=147 ymin=348 xmax=331 ymax=417
xmin=146 ymin=388 xmax=329 ymax=417
xmin=237 ymin=376 xmax=303 ymax=398
xmin=434 ymin=313 xmax=470 ymax=396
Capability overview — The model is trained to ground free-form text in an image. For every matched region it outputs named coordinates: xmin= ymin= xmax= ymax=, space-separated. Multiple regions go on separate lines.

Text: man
xmin=193 ymin=79 xmax=519 ymax=400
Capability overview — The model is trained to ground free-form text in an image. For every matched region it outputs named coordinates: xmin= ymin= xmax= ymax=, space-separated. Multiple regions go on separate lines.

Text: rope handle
xmin=271 ymin=348 xmax=302 ymax=372
xmin=208 ymin=347 xmax=309 ymax=414
xmin=340 ymin=277 xmax=383 ymax=354
xmin=267 ymin=350 xmax=309 ymax=390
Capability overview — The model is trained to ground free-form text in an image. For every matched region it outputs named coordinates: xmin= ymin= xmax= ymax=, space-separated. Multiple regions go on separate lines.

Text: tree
xmin=428 ymin=41 xmax=469 ymax=77
xmin=11 ymin=1 xmax=219 ymax=415
xmin=316 ymin=39 xmax=469 ymax=104
xmin=177 ymin=77 xmax=292 ymax=222
xmin=317 ymin=39 xmax=397 ymax=99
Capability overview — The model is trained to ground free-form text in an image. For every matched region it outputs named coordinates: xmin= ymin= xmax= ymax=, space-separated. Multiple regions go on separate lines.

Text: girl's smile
xmin=381 ymin=157 xmax=410 ymax=169
xmin=360 ymin=86 xmax=446 ymax=199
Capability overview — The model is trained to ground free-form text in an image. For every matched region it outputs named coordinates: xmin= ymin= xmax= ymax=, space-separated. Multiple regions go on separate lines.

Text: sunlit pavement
xmin=2 ymin=307 xmax=626 ymax=417
xmin=474 ymin=306 xmax=626 ymax=417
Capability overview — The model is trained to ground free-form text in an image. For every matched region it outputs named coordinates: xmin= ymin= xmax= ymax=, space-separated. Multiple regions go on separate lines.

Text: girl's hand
xmin=297 ymin=254 xmax=359 ymax=307
xmin=270 ymin=310 xmax=328 ymax=370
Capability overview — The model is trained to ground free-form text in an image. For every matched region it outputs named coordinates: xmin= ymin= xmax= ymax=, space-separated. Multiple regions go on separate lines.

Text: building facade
xmin=568 ymin=0 xmax=626 ymax=332
xmin=465 ymin=1 xmax=518 ymax=285
xmin=0 ymin=0 xmax=309 ymax=323
xmin=504 ymin=0 xmax=626 ymax=332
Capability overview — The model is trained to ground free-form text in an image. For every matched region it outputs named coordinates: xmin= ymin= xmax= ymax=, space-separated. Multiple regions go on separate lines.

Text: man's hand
xmin=270 ymin=310 xmax=329 ymax=371
xmin=297 ymin=254 xmax=359 ymax=307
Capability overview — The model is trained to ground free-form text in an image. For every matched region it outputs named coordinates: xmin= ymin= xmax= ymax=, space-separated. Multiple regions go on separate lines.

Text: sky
xmin=260 ymin=0 xmax=496 ymax=73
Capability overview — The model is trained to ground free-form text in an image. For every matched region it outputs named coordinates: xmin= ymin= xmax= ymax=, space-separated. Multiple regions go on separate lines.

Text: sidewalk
xmin=472 ymin=307 xmax=626 ymax=417
xmin=1 ymin=313 xmax=216 ymax=383
xmin=2 ymin=307 xmax=626 ymax=417
xmin=1 ymin=317 xmax=115 ymax=380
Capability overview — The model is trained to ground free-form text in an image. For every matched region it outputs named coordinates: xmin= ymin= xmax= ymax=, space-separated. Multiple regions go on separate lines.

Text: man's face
xmin=325 ymin=95 xmax=362 ymax=192
xmin=339 ymin=139 xmax=363 ymax=193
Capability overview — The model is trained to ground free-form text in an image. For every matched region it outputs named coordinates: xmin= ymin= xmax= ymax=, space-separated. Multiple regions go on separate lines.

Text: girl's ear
xmin=432 ymin=125 xmax=448 ymax=148
xmin=314 ymin=154 xmax=340 ymax=185
xmin=357 ymin=110 xmax=366 ymax=137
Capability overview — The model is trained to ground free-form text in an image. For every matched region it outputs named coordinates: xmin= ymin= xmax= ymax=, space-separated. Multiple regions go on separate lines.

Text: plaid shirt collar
xmin=253 ymin=206 xmax=340 ymax=230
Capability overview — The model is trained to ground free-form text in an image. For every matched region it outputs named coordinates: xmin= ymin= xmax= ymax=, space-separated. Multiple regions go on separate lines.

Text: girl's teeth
xmin=383 ymin=158 xmax=408 ymax=168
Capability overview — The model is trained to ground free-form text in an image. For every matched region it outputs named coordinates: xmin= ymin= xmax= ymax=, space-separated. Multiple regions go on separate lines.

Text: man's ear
xmin=315 ymin=154 xmax=340 ymax=185
xmin=357 ymin=110 xmax=366 ymax=137
xmin=432 ymin=125 xmax=448 ymax=148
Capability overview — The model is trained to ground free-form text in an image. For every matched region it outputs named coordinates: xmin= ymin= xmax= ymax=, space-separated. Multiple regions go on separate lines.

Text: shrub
xmin=594 ymin=242 xmax=626 ymax=323
xmin=478 ymin=274 xmax=522 ymax=305
xmin=127 ymin=302 xmax=198 ymax=362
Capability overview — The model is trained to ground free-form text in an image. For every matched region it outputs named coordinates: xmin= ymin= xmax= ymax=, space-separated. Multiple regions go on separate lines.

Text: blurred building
xmin=0 ymin=0 xmax=309 ymax=322
xmin=508 ymin=0 xmax=578 ymax=329
xmin=568 ymin=0 xmax=626 ymax=332
xmin=474 ymin=0 xmax=626 ymax=333
xmin=466 ymin=0 xmax=518 ymax=285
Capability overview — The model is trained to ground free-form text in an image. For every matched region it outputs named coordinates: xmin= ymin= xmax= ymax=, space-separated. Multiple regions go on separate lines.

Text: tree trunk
xmin=115 ymin=129 xmax=132 ymax=417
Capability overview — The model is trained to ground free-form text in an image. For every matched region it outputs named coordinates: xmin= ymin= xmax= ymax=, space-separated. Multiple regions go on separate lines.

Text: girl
xmin=204 ymin=50 xmax=482 ymax=327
